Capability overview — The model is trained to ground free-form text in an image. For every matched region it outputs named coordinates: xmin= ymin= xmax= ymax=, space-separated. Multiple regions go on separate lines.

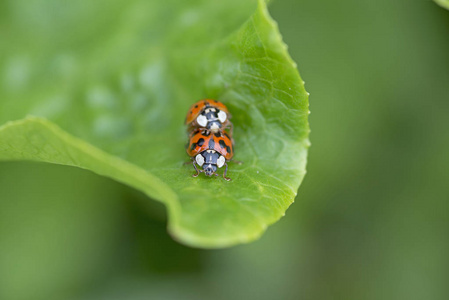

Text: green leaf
xmin=0 ymin=0 xmax=309 ymax=248
xmin=435 ymin=0 xmax=449 ymax=9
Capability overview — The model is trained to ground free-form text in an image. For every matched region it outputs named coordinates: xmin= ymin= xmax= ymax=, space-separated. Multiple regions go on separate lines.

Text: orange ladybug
xmin=186 ymin=129 xmax=234 ymax=181
xmin=185 ymin=99 xmax=232 ymax=134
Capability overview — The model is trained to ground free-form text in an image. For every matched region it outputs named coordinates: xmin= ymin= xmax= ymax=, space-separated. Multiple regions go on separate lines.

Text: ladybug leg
xmin=223 ymin=123 xmax=234 ymax=138
xmin=192 ymin=160 xmax=202 ymax=178
xmin=222 ymin=162 xmax=232 ymax=181
xmin=183 ymin=157 xmax=194 ymax=165
xmin=188 ymin=128 xmax=199 ymax=139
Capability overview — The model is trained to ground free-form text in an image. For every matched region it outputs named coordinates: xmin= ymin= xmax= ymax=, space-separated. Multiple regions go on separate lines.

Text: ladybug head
xmin=206 ymin=120 xmax=222 ymax=132
xmin=195 ymin=150 xmax=226 ymax=178
xmin=203 ymin=164 xmax=217 ymax=177
xmin=201 ymin=150 xmax=219 ymax=177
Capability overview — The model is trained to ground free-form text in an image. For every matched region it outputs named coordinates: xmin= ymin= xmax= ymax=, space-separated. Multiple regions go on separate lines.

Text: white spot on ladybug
xmin=217 ymin=155 xmax=225 ymax=168
xmin=196 ymin=154 xmax=204 ymax=166
xmin=197 ymin=115 xmax=207 ymax=127
xmin=217 ymin=110 xmax=227 ymax=123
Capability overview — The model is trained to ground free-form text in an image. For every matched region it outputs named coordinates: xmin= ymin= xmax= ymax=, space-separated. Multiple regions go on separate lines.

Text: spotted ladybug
xmin=186 ymin=128 xmax=234 ymax=181
xmin=185 ymin=99 xmax=232 ymax=134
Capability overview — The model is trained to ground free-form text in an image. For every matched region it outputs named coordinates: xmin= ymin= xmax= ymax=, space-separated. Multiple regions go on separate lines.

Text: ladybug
xmin=186 ymin=128 xmax=234 ymax=181
xmin=185 ymin=99 xmax=232 ymax=134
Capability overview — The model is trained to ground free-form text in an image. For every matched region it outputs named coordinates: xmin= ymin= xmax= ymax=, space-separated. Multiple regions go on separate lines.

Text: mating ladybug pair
xmin=185 ymin=99 xmax=236 ymax=181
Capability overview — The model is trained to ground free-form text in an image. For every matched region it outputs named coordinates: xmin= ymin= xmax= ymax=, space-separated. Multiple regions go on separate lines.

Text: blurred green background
xmin=1 ymin=0 xmax=448 ymax=299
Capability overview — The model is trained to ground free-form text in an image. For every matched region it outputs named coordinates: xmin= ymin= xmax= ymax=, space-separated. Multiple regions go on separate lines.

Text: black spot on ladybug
xmin=195 ymin=105 xmax=198 ymax=108
xmin=214 ymin=132 xmax=221 ymax=138
xmin=226 ymin=145 xmax=231 ymax=154
xmin=219 ymin=140 xmax=226 ymax=149
xmin=190 ymin=142 xmax=197 ymax=151
xmin=208 ymin=138 xmax=215 ymax=149
xmin=197 ymin=138 xmax=205 ymax=147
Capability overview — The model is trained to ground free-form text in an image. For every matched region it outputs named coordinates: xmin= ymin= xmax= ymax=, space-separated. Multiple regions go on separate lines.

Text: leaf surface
xmin=0 ymin=0 xmax=309 ymax=248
